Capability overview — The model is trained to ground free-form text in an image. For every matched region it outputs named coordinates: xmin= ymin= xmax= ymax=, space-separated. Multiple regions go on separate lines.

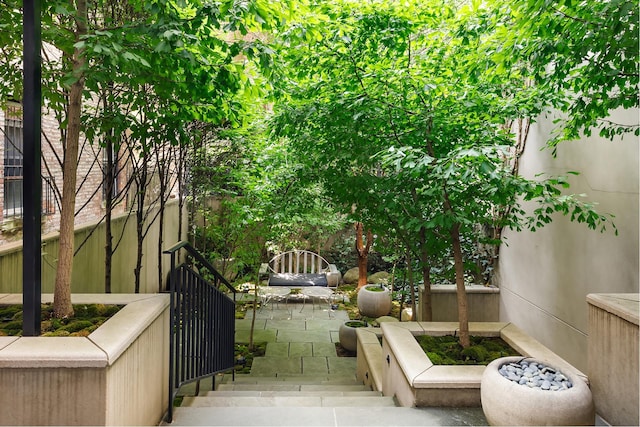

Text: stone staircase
xmin=163 ymin=303 xmax=487 ymax=426
xmin=169 ymin=372 xmax=452 ymax=426
xmin=182 ymin=374 xmax=396 ymax=408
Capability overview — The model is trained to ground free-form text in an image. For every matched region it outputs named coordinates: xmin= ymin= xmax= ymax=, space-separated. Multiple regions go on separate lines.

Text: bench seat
xmin=268 ymin=273 xmax=328 ymax=287
xmin=260 ymin=250 xmax=341 ymax=288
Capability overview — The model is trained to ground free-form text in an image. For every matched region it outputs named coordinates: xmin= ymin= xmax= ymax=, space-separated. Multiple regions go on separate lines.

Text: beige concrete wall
xmin=0 ymin=200 xmax=186 ymax=294
xmin=587 ymin=294 xmax=639 ymax=426
xmin=497 ymin=108 xmax=639 ymax=373
xmin=417 ymin=285 xmax=500 ymax=322
xmin=0 ymin=294 xmax=170 ymax=426
xmin=104 ymin=300 xmax=170 ymax=426
xmin=0 ymin=366 xmax=107 ymax=425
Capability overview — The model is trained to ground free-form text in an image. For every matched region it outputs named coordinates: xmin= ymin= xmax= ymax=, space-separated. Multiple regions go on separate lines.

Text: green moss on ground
xmin=234 ymin=342 xmax=267 ymax=374
xmin=0 ymin=303 xmax=122 ymax=337
xmin=416 ymin=335 xmax=519 ymax=365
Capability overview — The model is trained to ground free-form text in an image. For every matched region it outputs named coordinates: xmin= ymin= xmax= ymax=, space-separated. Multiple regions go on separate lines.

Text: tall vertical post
xmin=22 ymin=0 xmax=42 ymax=336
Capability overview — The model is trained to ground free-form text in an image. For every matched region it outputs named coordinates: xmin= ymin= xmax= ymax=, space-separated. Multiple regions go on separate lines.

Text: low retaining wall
xmin=357 ymin=321 xmax=588 ymax=408
xmin=587 ymin=293 xmax=639 ymax=426
xmin=0 ymin=294 xmax=170 ymax=426
xmin=418 ymin=285 xmax=500 ymax=322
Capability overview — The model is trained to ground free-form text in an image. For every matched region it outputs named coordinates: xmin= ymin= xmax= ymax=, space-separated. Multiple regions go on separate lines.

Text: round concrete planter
xmin=338 ymin=320 xmax=367 ymax=352
xmin=481 ymin=356 xmax=595 ymax=426
xmin=357 ymin=284 xmax=392 ymax=317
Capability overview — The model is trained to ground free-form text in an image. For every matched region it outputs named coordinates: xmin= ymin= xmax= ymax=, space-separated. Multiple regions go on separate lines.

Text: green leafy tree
xmin=499 ymin=0 xmax=639 ymax=144
xmin=0 ymin=0 xmax=288 ymax=314
xmin=272 ymin=0 xmax=614 ymax=347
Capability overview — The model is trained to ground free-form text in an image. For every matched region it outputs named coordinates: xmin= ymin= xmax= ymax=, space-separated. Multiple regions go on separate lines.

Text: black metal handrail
xmin=164 ymin=241 xmax=237 ymax=423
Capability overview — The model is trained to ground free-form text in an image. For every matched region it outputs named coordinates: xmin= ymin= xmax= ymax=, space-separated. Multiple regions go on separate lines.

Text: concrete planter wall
xmin=418 ymin=285 xmax=500 ymax=322
xmin=0 ymin=294 xmax=170 ymax=426
xmin=481 ymin=356 xmax=594 ymax=426
xmin=358 ymin=322 xmax=590 ymax=411
xmin=587 ymin=293 xmax=639 ymax=426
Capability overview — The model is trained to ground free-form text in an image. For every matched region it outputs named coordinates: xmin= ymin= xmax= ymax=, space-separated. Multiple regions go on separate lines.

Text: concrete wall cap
xmin=0 ymin=337 xmax=107 ymax=368
xmin=89 ymin=294 xmax=170 ymax=364
xmin=587 ymin=293 xmax=639 ymax=326
xmin=414 ymin=365 xmax=485 ymax=388
xmin=0 ymin=336 xmax=18 ymax=351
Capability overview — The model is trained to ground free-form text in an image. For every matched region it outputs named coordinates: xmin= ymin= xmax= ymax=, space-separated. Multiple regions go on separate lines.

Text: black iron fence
xmin=164 ymin=241 xmax=237 ymax=423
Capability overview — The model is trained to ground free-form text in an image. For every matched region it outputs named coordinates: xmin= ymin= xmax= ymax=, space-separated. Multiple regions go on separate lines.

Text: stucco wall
xmin=497 ymin=108 xmax=639 ymax=373
xmin=0 ymin=200 xmax=187 ymax=294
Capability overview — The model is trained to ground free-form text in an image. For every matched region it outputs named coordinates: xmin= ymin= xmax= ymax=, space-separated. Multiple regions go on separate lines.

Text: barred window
xmin=4 ymin=103 xmax=23 ymax=217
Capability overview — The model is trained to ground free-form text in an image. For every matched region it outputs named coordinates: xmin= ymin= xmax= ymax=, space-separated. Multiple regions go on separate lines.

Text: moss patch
xmin=416 ymin=335 xmax=519 ymax=365
xmin=234 ymin=342 xmax=267 ymax=374
xmin=0 ymin=304 xmax=122 ymax=337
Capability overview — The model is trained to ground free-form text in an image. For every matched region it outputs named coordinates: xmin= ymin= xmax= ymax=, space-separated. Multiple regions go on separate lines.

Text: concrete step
xmin=182 ymin=395 xmax=396 ymax=407
xmin=165 ymin=406 xmax=488 ymax=426
xmin=203 ymin=390 xmax=383 ymax=397
xmin=217 ymin=375 xmax=362 ymax=386
xmin=215 ymin=383 xmax=372 ymax=392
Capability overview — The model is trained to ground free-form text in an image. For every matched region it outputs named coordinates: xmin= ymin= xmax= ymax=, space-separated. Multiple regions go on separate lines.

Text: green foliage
xmin=60 ymin=320 xmax=95 ymax=333
xmin=416 ymin=335 xmax=519 ymax=365
xmin=271 ymin=0 xmax=616 ymax=295
xmin=497 ymin=0 xmax=639 ymax=144
xmin=0 ymin=304 xmax=121 ymax=336
xmin=234 ymin=342 xmax=267 ymax=374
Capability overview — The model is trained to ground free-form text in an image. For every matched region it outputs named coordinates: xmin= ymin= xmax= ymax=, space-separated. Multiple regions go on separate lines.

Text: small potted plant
xmin=338 ymin=320 xmax=368 ymax=352
xmin=357 ymin=284 xmax=392 ymax=317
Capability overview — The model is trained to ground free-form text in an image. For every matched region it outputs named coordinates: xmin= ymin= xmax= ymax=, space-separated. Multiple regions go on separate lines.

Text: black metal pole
xmin=22 ymin=0 xmax=42 ymax=336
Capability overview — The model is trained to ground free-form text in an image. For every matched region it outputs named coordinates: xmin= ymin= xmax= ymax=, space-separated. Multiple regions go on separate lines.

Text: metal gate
xmin=164 ymin=241 xmax=237 ymax=423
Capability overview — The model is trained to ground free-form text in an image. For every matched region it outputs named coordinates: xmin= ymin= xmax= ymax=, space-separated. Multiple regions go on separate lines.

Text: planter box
xmin=357 ymin=321 xmax=589 ymax=408
xmin=0 ymin=294 xmax=170 ymax=426
xmin=587 ymin=293 xmax=639 ymax=426
xmin=418 ymin=285 xmax=500 ymax=322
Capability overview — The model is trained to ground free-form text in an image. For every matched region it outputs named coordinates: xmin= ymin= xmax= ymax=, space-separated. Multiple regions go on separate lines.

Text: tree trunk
xmin=450 ymin=222 xmax=470 ymax=348
xmin=103 ymin=97 xmax=115 ymax=294
xmin=355 ymin=222 xmax=372 ymax=288
xmin=53 ymin=0 xmax=87 ymax=319
xmin=134 ymin=179 xmax=144 ymax=293
xmin=133 ymin=152 xmax=147 ymax=293
xmin=157 ymin=203 xmax=164 ymax=292
xmin=406 ymin=249 xmax=416 ymax=321
xmin=419 ymin=226 xmax=432 ymax=321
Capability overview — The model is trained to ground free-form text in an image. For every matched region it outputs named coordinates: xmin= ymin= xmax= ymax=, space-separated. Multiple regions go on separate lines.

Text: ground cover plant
xmin=234 ymin=342 xmax=267 ymax=374
xmin=416 ymin=335 xmax=520 ymax=365
xmin=0 ymin=304 xmax=121 ymax=336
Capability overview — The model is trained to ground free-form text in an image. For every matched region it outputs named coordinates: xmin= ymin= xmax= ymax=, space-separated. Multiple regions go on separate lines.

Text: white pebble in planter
xmin=357 ymin=284 xmax=391 ymax=317
xmin=481 ymin=356 xmax=595 ymax=426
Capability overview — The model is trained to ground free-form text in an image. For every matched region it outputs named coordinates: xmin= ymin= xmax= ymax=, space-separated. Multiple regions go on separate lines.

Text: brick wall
xmin=0 ymin=103 xmax=180 ymax=247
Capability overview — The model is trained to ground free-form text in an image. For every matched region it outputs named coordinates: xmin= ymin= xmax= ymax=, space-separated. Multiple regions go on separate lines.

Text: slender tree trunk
xmin=406 ymin=249 xmax=416 ymax=321
xmin=104 ymin=138 xmax=113 ymax=293
xmin=177 ymin=145 xmax=186 ymax=242
xmin=53 ymin=0 xmax=87 ymax=318
xmin=158 ymin=204 xmax=164 ymax=292
xmin=134 ymin=175 xmax=145 ymax=293
xmin=450 ymin=222 xmax=470 ymax=348
xmin=419 ymin=226 xmax=432 ymax=321
xmin=355 ymin=222 xmax=372 ymax=288
xmin=104 ymin=97 xmax=115 ymax=293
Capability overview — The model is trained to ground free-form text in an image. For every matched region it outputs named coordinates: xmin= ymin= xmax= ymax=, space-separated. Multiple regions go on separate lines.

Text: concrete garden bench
xmin=259 ymin=250 xmax=341 ymax=288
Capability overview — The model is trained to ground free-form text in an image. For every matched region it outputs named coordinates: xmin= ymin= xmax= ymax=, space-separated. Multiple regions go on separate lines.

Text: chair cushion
xmin=268 ymin=273 xmax=328 ymax=287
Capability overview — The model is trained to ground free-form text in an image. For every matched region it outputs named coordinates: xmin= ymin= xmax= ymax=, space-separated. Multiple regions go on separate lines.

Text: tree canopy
xmin=268 ymin=0 xmax=622 ymax=345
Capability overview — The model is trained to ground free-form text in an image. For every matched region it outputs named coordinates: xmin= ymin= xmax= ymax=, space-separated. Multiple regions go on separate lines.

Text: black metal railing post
xmin=163 ymin=241 xmax=237 ymax=423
